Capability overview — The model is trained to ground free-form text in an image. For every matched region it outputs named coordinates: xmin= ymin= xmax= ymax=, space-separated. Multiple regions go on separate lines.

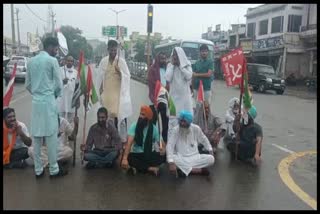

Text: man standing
xmin=3 ymin=108 xmax=32 ymax=169
xmin=57 ymin=55 xmax=78 ymax=123
xmin=121 ymin=105 xmax=166 ymax=176
xmin=26 ymin=37 xmax=67 ymax=178
xmin=166 ymin=110 xmax=214 ymax=177
xmin=227 ymin=106 xmax=263 ymax=166
xmin=193 ymin=101 xmax=226 ymax=154
xmin=28 ymin=115 xmax=79 ymax=167
xmin=165 ymin=47 xmax=193 ymax=139
xmin=192 ymin=44 xmax=214 ymax=104
xmin=81 ymin=107 xmax=122 ymax=169
xmin=98 ymin=40 xmax=132 ymax=144
xmin=147 ymin=52 xmax=169 ymax=142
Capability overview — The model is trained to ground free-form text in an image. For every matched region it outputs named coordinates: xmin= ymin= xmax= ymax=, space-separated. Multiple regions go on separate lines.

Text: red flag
xmin=87 ymin=65 xmax=93 ymax=95
xmin=154 ymin=80 xmax=162 ymax=106
xmin=221 ymin=48 xmax=245 ymax=87
xmin=77 ymin=51 xmax=84 ymax=79
xmin=197 ymin=80 xmax=204 ymax=102
xmin=3 ymin=63 xmax=17 ymax=107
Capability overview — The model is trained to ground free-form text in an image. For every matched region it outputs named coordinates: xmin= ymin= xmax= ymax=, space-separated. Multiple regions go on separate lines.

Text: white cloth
xmin=166 ymin=123 xmax=214 ymax=176
xmin=9 ymin=121 xmax=30 ymax=150
xmin=56 ymin=66 xmax=77 ymax=115
xmin=97 ymin=55 xmax=132 ymax=142
xmin=225 ymin=97 xmax=239 ymax=138
xmin=28 ymin=117 xmax=74 ymax=167
xmin=165 ymin=47 xmax=193 ymax=140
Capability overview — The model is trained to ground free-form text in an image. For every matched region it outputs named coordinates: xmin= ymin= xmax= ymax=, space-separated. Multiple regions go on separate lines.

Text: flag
xmin=3 ymin=63 xmax=17 ymax=107
xmin=71 ymin=51 xmax=85 ymax=108
xmin=86 ymin=65 xmax=99 ymax=105
xmin=221 ymin=48 xmax=245 ymax=87
xmin=197 ymin=80 xmax=204 ymax=102
xmin=168 ymin=96 xmax=176 ymax=116
xmin=242 ymin=58 xmax=252 ymax=110
xmin=154 ymin=80 xmax=162 ymax=106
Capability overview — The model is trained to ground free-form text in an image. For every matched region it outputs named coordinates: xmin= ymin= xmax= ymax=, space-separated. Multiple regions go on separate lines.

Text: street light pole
xmin=108 ymin=8 xmax=126 ymax=40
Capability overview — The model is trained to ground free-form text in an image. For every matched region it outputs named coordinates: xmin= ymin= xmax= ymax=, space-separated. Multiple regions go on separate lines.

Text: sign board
xmin=144 ymin=43 xmax=152 ymax=56
xmin=253 ymin=36 xmax=284 ymax=50
xmin=221 ymin=48 xmax=245 ymax=87
xmin=102 ymin=26 xmax=117 ymax=37
xmin=28 ymin=33 xmax=42 ymax=53
xmin=120 ymin=26 xmax=128 ymax=37
xmin=240 ymin=40 xmax=253 ymax=51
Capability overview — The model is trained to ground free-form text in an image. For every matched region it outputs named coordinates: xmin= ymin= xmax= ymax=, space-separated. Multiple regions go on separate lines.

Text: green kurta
xmin=26 ymin=51 xmax=63 ymax=137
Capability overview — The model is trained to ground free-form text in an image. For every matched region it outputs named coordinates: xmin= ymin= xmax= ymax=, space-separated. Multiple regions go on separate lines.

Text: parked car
xmin=5 ymin=56 xmax=29 ymax=83
xmin=247 ymin=63 xmax=286 ymax=95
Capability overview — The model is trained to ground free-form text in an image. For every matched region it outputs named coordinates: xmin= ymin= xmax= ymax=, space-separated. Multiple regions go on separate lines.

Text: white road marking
xmin=271 ymin=143 xmax=295 ymax=154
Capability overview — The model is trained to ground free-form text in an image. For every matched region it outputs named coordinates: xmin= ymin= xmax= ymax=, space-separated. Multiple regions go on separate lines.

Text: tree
xmin=93 ymin=42 xmax=108 ymax=58
xmin=133 ymin=37 xmax=161 ymax=62
xmin=42 ymin=25 xmax=93 ymax=60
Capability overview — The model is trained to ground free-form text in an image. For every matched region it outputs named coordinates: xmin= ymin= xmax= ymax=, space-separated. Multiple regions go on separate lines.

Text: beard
xmin=178 ymin=124 xmax=191 ymax=140
xmin=98 ymin=120 xmax=106 ymax=127
xmin=135 ymin=117 xmax=149 ymax=146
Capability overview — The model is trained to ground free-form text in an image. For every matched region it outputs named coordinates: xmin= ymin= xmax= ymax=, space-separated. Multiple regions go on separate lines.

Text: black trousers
xmin=128 ymin=152 xmax=166 ymax=173
xmin=150 ymin=103 xmax=169 ymax=143
xmin=4 ymin=147 xmax=29 ymax=168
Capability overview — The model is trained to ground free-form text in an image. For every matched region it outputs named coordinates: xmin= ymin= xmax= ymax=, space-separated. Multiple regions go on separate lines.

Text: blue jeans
xmin=84 ymin=150 xmax=119 ymax=165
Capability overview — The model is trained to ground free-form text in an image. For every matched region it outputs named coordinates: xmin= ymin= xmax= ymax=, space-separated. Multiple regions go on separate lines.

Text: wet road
xmin=3 ymin=70 xmax=317 ymax=210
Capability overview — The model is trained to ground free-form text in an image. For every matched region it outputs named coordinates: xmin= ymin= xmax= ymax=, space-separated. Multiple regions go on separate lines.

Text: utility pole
xmin=15 ymin=8 xmax=21 ymax=54
xmin=50 ymin=8 xmax=56 ymax=37
xmin=146 ymin=4 xmax=153 ymax=70
xmin=4 ymin=39 xmax=7 ymax=56
xmin=11 ymin=4 xmax=16 ymax=55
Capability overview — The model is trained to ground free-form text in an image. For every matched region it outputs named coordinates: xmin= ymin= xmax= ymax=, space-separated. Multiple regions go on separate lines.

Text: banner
xmin=57 ymin=31 xmax=68 ymax=56
xmin=220 ymin=48 xmax=245 ymax=87
xmin=28 ymin=33 xmax=41 ymax=53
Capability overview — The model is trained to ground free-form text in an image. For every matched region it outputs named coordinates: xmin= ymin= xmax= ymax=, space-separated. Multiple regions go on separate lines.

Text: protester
xmin=165 ymin=47 xmax=193 ymax=139
xmin=193 ymin=101 xmax=226 ymax=154
xmin=227 ymin=106 xmax=263 ymax=165
xmin=98 ymin=39 xmax=132 ymax=145
xmin=147 ymin=52 xmax=169 ymax=142
xmin=121 ymin=105 xmax=166 ymax=176
xmin=28 ymin=115 xmax=79 ymax=167
xmin=3 ymin=108 xmax=32 ymax=169
xmin=225 ymin=97 xmax=240 ymax=141
xmin=57 ymin=55 xmax=78 ymax=123
xmin=26 ymin=37 xmax=67 ymax=178
xmin=192 ymin=44 xmax=214 ymax=104
xmin=166 ymin=110 xmax=214 ymax=177
xmin=81 ymin=107 xmax=121 ymax=169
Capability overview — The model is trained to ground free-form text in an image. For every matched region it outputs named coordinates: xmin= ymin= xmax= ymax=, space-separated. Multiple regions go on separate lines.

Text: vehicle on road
xmin=5 ymin=56 xmax=29 ymax=83
xmin=247 ymin=63 xmax=286 ymax=95
xmin=155 ymin=39 xmax=214 ymax=65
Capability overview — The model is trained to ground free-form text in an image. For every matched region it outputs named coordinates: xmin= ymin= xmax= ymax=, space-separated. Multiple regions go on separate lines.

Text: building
xmin=244 ymin=4 xmax=317 ymax=80
xmin=228 ymin=24 xmax=246 ymax=49
xmin=3 ymin=36 xmax=30 ymax=57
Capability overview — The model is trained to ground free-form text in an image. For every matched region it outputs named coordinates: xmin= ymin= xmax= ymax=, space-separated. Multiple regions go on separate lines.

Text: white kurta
xmin=166 ymin=123 xmax=214 ymax=176
xmin=56 ymin=66 xmax=77 ymax=117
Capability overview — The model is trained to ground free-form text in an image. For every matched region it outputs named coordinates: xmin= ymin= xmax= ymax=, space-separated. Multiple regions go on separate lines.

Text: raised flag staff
xmin=221 ymin=47 xmax=246 ymax=160
xmin=3 ymin=63 xmax=17 ymax=107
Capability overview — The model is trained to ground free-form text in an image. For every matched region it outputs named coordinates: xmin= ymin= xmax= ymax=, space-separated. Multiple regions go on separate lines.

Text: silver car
xmin=5 ymin=57 xmax=29 ymax=83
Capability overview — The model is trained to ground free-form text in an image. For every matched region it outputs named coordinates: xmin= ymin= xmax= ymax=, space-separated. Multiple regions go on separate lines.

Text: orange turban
xmin=140 ymin=105 xmax=153 ymax=121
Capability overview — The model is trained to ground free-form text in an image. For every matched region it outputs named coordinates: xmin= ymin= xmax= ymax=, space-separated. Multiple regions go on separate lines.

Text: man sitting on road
xmin=227 ymin=105 xmax=263 ymax=166
xmin=225 ymin=97 xmax=240 ymax=141
xmin=194 ymin=101 xmax=226 ymax=154
xmin=121 ymin=105 xmax=166 ymax=176
xmin=81 ymin=107 xmax=122 ymax=169
xmin=3 ymin=108 xmax=32 ymax=169
xmin=28 ymin=115 xmax=79 ymax=168
xmin=166 ymin=110 xmax=214 ymax=177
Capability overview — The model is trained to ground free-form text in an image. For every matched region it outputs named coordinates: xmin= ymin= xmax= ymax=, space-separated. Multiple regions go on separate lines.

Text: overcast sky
xmin=3 ymin=4 xmax=262 ymax=44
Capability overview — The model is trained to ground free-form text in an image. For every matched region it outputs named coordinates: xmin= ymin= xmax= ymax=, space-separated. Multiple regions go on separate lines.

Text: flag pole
xmin=72 ymin=108 xmax=78 ymax=167
xmin=235 ymin=58 xmax=245 ymax=161
xmin=81 ymin=93 xmax=88 ymax=165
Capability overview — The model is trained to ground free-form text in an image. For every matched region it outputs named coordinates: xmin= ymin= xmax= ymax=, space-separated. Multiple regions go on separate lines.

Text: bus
xmin=154 ymin=39 xmax=214 ymax=64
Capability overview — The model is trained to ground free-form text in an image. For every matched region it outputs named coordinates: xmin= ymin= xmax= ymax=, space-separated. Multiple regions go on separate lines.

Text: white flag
xmin=57 ymin=31 xmax=68 ymax=56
